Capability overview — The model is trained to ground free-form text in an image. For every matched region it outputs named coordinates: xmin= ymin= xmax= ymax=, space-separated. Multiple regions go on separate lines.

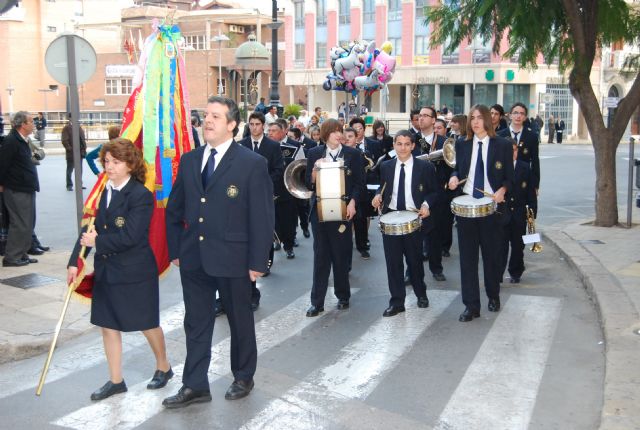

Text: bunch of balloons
xmin=322 ymin=40 xmax=396 ymax=96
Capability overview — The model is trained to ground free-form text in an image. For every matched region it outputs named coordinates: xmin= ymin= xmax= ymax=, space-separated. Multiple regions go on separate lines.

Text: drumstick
xmin=474 ymin=187 xmax=494 ymax=198
xmin=445 ymin=178 xmax=466 ymax=190
xmin=377 ymin=182 xmax=387 ymax=215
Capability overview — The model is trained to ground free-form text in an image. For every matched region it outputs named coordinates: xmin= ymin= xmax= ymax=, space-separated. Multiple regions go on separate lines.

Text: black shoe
xmin=27 ymin=247 xmax=45 ymax=255
xmin=147 ymin=368 xmax=174 ymax=389
xmin=286 ymin=249 xmax=295 ymax=259
xmin=303 ymin=229 xmax=310 ymax=238
xmin=488 ymin=298 xmax=501 ymax=312
xmin=214 ymin=299 xmax=225 ymax=318
xmin=273 ymin=241 xmax=281 ymax=251
xmin=225 ymin=379 xmax=254 ymax=400
xmin=306 ymin=305 xmax=324 ymax=317
xmin=67 ymin=186 xmax=73 ymax=191
xmin=510 ymin=277 xmax=520 ymax=284
xmin=251 ymin=299 xmax=260 ymax=312
xmin=383 ymin=305 xmax=405 ymax=317
xmin=442 ymin=250 xmax=450 ymax=257
xmin=2 ymin=258 xmax=30 ymax=267
xmin=163 ymin=386 xmax=212 ymax=409
xmin=337 ymin=299 xmax=349 ymax=310
xmin=25 ymin=257 xmax=38 ymax=263
xmin=293 ymin=238 xmax=299 ymax=247
xmin=433 ymin=273 xmax=446 ymax=282
xmin=90 ymin=380 xmax=127 ymax=401
xmin=360 ymin=250 xmax=370 ymax=260
xmin=459 ymin=308 xmax=480 ymax=322
xmin=403 ymin=275 xmax=411 ymax=286
xmin=417 ymin=296 xmax=429 ymax=308
xmin=36 ymin=244 xmax=50 ymax=252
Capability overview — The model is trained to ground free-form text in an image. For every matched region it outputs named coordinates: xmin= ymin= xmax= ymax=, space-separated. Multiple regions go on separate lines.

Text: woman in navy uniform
xmin=67 ymin=138 xmax=172 ymax=401
xmin=304 ymin=119 xmax=365 ymax=317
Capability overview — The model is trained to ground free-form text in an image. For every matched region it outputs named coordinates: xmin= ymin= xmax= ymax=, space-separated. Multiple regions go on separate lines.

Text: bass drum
xmin=316 ymin=160 xmax=347 ymax=222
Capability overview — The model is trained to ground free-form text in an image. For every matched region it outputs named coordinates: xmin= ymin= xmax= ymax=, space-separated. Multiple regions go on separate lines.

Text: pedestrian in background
xmin=67 ymin=138 xmax=173 ymax=401
xmin=61 ymin=114 xmax=87 ymax=191
xmin=0 ymin=111 xmax=40 ymax=267
xmin=34 ymin=112 xmax=47 ymax=148
xmin=547 ymin=115 xmax=555 ymax=143
xmin=555 ymin=117 xmax=565 ymax=143
xmin=86 ymin=125 xmax=120 ymax=176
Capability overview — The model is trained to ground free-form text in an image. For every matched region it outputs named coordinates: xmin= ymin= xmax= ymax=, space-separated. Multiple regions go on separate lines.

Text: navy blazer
xmin=376 ymin=156 xmax=439 ymax=232
xmin=166 ymin=142 xmax=275 ymax=276
xmin=366 ymin=135 xmax=393 ymax=155
xmin=239 ymin=135 xmax=285 ymax=198
xmin=305 ymin=145 xmax=365 ymax=214
xmin=452 ymin=136 xmax=514 ymax=194
xmin=302 ymin=136 xmax=317 ymax=154
xmin=507 ymin=159 xmax=537 ymax=220
xmin=498 ymin=127 xmax=540 ymax=188
xmin=68 ymin=179 xmax=158 ymax=285
xmin=412 ymin=132 xmax=446 ymax=157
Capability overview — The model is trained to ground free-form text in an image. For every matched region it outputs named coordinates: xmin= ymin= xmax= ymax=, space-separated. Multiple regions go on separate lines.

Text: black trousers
xmin=556 ymin=131 xmax=563 ymax=143
xmin=180 ymin=266 xmax=256 ymax=391
xmin=501 ymin=215 xmax=526 ymax=279
xmin=310 ymin=218 xmax=352 ymax=307
xmin=382 ymin=229 xmax=427 ymax=307
xmin=296 ymin=198 xmax=309 ymax=231
xmin=456 ymin=214 xmax=503 ymax=312
xmin=353 ymin=202 xmax=370 ymax=252
xmin=275 ymin=198 xmax=297 ymax=251
xmin=66 ymin=158 xmax=83 ymax=188
xmin=3 ymin=189 xmax=34 ymax=261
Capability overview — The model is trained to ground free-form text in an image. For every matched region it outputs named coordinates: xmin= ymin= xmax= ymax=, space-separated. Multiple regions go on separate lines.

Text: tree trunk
xmin=592 ymin=129 xmax=619 ymax=226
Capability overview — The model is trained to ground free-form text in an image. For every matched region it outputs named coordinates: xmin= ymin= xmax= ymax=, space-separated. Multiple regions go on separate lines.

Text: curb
xmin=544 ymin=230 xmax=640 ymax=430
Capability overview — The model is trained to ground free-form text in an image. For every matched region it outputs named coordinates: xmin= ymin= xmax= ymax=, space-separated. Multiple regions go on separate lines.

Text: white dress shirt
xmin=324 ymin=144 xmax=343 ymax=162
xmin=250 ymin=135 xmax=263 ymax=151
xmin=509 ymin=125 xmax=523 ymax=144
xmin=106 ymin=176 xmax=131 ymax=208
xmin=463 ymin=135 xmax=495 ymax=196
xmin=389 ymin=157 xmax=424 ymax=211
xmin=201 ymin=138 xmax=233 ymax=173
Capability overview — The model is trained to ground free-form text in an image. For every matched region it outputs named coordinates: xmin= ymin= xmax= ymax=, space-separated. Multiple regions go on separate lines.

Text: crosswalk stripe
xmin=52 ymin=290 xmax=352 ymax=430
xmin=241 ymin=290 xmax=459 ymax=429
xmin=435 ymin=295 xmax=562 ymax=430
xmin=0 ymin=302 xmax=186 ymax=400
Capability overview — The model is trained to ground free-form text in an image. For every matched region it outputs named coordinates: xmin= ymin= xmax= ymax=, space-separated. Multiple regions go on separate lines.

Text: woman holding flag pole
xmin=66 ymin=139 xmax=173 ymax=401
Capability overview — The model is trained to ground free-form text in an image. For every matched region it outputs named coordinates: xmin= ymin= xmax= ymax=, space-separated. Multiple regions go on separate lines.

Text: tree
xmin=425 ymin=0 xmax=640 ymax=226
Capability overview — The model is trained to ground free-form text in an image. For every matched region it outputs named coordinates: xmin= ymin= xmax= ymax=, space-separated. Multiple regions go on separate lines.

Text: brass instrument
xmin=283 ymin=159 xmax=313 ymax=199
xmin=416 ymin=137 xmax=456 ymax=168
xmin=526 ymin=205 xmax=542 ymax=253
xmin=363 ymin=154 xmax=374 ymax=171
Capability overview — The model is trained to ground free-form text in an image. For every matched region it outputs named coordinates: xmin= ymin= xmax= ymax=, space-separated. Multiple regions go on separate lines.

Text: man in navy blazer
xmin=239 ymin=111 xmax=284 ymax=303
xmin=164 ymin=97 xmax=274 ymax=408
xmin=448 ymin=105 xmax=513 ymax=322
xmin=373 ymin=130 xmax=438 ymax=316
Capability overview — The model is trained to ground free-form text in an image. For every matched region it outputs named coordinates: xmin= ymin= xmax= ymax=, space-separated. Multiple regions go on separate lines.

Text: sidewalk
xmin=1 ymin=214 xmax=639 ymax=428
xmin=545 ymin=212 xmax=640 ymax=430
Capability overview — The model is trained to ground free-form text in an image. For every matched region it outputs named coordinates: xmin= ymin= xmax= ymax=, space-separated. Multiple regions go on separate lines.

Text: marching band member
xmin=304 ymin=119 xmax=364 ymax=317
xmin=372 ymin=130 xmax=438 ymax=317
xmin=448 ymin=105 xmax=513 ymax=322
xmin=268 ymin=120 xmax=300 ymax=258
xmin=501 ymin=140 xmax=536 ymax=284
xmin=67 ymin=138 xmax=172 ymax=400
xmin=497 ymin=102 xmax=540 ymax=215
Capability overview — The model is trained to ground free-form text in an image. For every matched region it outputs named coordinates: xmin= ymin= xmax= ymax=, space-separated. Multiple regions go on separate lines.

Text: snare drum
xmin=450 ymin=195 xmax=496 ymax=218
xmin=379 ymin=211 xmax=421 ymax=235
xmin=316 ymin=160 xmax=347 ymax=222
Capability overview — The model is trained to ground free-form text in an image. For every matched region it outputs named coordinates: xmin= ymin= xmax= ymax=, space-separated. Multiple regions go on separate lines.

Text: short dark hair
xmin=207 ymin=96 xmax=240 ymax=136
xmin=275 ymin=118 xmax=288 ymax=130
xmin=349 ymin=117 xmax=365 ymax=128
xmin=410 ymin=109 xmax=420 ymax=120
xmin=435 ymin=118 xmax=447 ymax=128
xmin=395 ymin=129 xmax=414 ymax=142
xmin=343 ymin=127 xmax=356 ymax=135
xmin=421 ymin=106 xmax=437 ymax=118
xmin=510 ymin=102 xmax=528 ymax=115
xmin=248 ymin=112 xmax=266 ymax=124
xmin=289 ymin=127 xmax=302 ymax=140
xmin=490 ymin=104 xmax=505 ymax=116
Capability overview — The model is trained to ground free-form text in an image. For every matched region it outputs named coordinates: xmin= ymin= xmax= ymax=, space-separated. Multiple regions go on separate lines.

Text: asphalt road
xmin=2 ymin=142 xmax=630 ymax=429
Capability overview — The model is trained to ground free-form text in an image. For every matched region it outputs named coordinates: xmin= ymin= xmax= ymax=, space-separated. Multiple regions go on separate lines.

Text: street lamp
xmin=267 ymin=0 xmax=283 ymax=115
xmin=212 ymin=33 xmax=230 ymax=96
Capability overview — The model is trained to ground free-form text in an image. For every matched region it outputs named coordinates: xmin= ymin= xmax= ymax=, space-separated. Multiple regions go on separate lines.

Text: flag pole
xmin=36 ymin=221 xmax=95 ymax=396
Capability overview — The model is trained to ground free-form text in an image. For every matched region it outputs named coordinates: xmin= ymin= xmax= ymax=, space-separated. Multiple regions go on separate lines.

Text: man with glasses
xmin=498 ymin=102 xmax=540 ymax=218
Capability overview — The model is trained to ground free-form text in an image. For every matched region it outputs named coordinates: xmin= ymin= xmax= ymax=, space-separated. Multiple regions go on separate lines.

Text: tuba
xmin=283 ymin=159 xmax=313 ymax=199
xmin=416 ymin=137 xmax=456 ymax=168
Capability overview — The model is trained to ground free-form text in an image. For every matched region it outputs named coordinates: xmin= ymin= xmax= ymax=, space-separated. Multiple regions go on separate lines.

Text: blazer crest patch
xmin=495 ymin=161 xmax=503 ymax=170
xmin=346 ymin=168 xmax=352 ymax=176
xmin=227 ymin=185 xmax=239 ymax=198
xmin=523 ymin=148 xmax=529 ymax=155
xmin=115 ymin=217 xmax=125 ymax=228
xmin=419 ymin=184 xmax=424 ymax=192
xmin=521 ymin=181 xmax=527 ymax=189
xmin=338 ymin=224 xmax=347 ymax=234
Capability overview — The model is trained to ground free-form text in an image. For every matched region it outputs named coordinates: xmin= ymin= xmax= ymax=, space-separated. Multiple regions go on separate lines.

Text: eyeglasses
xmin=511 ymin=111 xmax=526 ymax=116
xmin=419 ymin=114 xmax=434 ymax=119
